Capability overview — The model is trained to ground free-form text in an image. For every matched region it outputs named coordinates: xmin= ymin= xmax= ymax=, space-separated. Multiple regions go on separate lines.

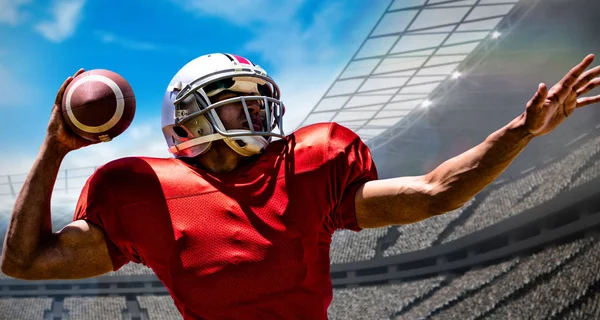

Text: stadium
xmin=3 ymin=0 xmax=600 ymax=319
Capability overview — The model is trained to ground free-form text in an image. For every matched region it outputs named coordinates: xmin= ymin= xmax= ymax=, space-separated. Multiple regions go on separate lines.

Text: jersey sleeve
xmin=324 ymin=122 xmax=378 ymax=233
xmin=73 ymin=166 xmax=138 ymax=271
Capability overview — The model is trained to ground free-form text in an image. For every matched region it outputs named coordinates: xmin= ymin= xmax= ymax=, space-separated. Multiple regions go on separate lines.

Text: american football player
xmin=2 ymin=53 xmax=600 ymax=320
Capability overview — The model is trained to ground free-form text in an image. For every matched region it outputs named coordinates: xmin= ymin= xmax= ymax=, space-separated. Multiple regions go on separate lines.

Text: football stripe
xmin=64 ymin=74 xmax=125 ymax=133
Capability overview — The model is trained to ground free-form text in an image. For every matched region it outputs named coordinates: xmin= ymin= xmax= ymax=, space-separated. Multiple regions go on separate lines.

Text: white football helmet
xmin=161 ymin=53 xmax=286 ymax=158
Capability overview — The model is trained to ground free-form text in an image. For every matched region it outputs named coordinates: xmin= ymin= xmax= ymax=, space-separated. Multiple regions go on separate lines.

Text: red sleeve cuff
xmin=336 ymin=178 xmax=373 ymax=232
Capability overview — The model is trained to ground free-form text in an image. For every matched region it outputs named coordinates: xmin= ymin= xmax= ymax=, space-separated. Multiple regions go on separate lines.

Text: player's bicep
xmin=22 ymin=220 xmax=114 ymax=280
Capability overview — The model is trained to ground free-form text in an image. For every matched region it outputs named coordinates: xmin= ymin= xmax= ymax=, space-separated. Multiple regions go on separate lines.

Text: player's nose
xmin=246 ymin=100 xmax=261 ymax=115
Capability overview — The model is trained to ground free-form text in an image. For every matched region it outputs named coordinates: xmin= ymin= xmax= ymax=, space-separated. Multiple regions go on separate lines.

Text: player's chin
xmin=224 ymin=124 xmax=250 ymax=131
xmin=237 ymin=122 xmax=251 ymax=131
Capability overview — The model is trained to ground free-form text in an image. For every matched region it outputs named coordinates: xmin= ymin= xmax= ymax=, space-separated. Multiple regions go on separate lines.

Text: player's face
xmin=213 ymin=91 xmax=264 ymax=131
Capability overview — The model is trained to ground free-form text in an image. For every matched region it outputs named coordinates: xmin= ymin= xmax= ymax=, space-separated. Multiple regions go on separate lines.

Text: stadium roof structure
xmin=299 ymin=0 xmax=529 ymax=146
xmin=298 ymin=0 xmax=600 ymax=180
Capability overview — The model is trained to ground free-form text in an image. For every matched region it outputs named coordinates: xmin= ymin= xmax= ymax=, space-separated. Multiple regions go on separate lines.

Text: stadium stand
xmin=330 ymin=228 xmax=389 ymax=264
xmin=0 ymin=297 xmax=52 ymax=319
xmin=488 ymin=239 xmax=600 ymax=319
xmin=137 ymin=295 xmax=181 ymax=320
xmin=397 ymin=258 xmax=518 ymax=320
xmin=328 ymin=276 xmax=445 ymax=320
xmin=425 ymin=237 xmax=593 ymax=320
xmin=383 ymin=198 xmax=475 ymax=256
xmin=571 ymin=158 xmax=600 ymax=190
xmin=63 ymin=296 xmax=128 ymax=320
xmin=562 ymin=285 xmax=600 ymax=320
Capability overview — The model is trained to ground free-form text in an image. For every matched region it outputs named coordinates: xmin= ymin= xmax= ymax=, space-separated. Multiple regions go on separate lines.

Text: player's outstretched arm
xmin=1 ymin=70 xmax=112 ymax=279
xmin=355 ymin=54 xmax=600 ymax=229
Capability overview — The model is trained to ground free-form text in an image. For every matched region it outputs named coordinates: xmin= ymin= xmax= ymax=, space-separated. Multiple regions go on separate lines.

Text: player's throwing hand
xmin=524 ymin=54 xmax=600 ymax=137
xmin=46 ymin=68 xmax=100 ymax=153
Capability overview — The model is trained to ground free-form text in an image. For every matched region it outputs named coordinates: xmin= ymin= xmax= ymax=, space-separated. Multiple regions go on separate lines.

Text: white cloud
xmin=94 ymin=30 xmax=192 ymax=56
xmin=169 ymin=0 xmax=304 ymax=26
xmin=0 ymin=0 xmax=32 ymax=26
xmin=95 ymin=31 xmax=159 ymax=51
xmin=34 ymin=0 xmax=85 ymax=43
xmin=245 ymin=2 xmax=344 ymax=64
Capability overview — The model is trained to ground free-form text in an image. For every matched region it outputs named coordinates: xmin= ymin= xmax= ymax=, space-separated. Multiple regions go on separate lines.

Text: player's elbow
xmin=1 ymin=260 xmax=55 ymax=280
xmin=1 ymin=249 xmax=48 ymax=280
xmin=0 ymin=253 xmax=30 ymax=279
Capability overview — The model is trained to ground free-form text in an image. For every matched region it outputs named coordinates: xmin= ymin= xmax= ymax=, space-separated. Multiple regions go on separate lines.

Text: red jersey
xmin=74 ymin=122 xmax=378 ymax=319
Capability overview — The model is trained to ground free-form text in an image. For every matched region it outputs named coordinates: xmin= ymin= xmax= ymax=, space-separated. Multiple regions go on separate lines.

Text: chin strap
xmin=168 ymin=133 xmax=223 ymax=154
xmin=223 ymin=134 xmax=268 ymax=157
xmin=169 ymin=131 xmax=268 ymax=157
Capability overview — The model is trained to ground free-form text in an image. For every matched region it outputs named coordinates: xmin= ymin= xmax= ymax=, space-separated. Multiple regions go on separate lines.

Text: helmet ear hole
xmin=235 ymin=140 xmax=247 ymax=147
xmin=173 ymin=126 xmax=189 ymax=138
xmin=258 ymin=84 xmax=272 ymax=98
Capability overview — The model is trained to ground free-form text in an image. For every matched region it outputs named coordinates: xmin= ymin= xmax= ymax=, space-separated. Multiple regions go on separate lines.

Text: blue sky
xmin=0 ymin=0 xmax=389 ymax=175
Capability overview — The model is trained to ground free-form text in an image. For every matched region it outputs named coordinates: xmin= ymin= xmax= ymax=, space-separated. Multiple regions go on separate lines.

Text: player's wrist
xmin=42 ymin=136 xmax=73 ymax=157
xmin=504 ymin=112 xmax=537 ymax=140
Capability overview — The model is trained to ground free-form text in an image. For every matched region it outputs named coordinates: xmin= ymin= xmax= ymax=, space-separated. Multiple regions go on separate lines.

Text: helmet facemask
xmin=165 ymin=71 xmax=285 ymax=158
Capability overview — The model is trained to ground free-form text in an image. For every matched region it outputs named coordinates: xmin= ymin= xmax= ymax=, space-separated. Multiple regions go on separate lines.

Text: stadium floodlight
xmin=421 ymin=100 xmax=433 ymax=108
xmin=492 ymin=31 xmax=502 ymax=39
xmin=452 ymin=71 xmax=462 ymax=79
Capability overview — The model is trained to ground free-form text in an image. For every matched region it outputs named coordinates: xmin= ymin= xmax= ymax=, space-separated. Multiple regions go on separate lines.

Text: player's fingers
xmin=528 ymin=83 xmax=548 ymax=112
xmin=577 ymin=77 xmax=600 ymax=96
xmin=73 ymin=68 xmax=85 ymax=78
xmin=577 ymin=95 xmax=600 ymax=108
xmin=53 ymin=69 xmax=84 ymax=107
xmin=573 ymin=65 xmax=600 ymax=91
xmin=54 ymin=76 xmax=74 ymax=106
xmin=560 ymin=54 xmax=595 ymax=88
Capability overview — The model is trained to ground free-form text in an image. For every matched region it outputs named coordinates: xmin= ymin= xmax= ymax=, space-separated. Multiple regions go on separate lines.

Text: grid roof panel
xmin=391 ymin=34 xmax=450 ymax=53
xmin=298 ymin=0 xmax=522 ymax=142
xmin=340 ymin=59 xmax=381 ymax=79
xmin=372 ymin=10 xmax=419 ymax=36
xmin=408 ymin=7 xmax=472 ymax=30
xmin=456 ymin=17 xmax=503 ymax=31
xmin=389 ymin=0 xmax=427 ymax=11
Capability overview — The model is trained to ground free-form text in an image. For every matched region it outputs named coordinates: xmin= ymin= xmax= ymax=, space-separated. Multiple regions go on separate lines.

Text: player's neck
xmin=193 ymin=141 xmax=252 ymax=174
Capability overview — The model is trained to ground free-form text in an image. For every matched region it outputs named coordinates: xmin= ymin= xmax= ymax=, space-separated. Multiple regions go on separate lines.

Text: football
xmin=61 ymin=69 xmax=136 ymax=142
